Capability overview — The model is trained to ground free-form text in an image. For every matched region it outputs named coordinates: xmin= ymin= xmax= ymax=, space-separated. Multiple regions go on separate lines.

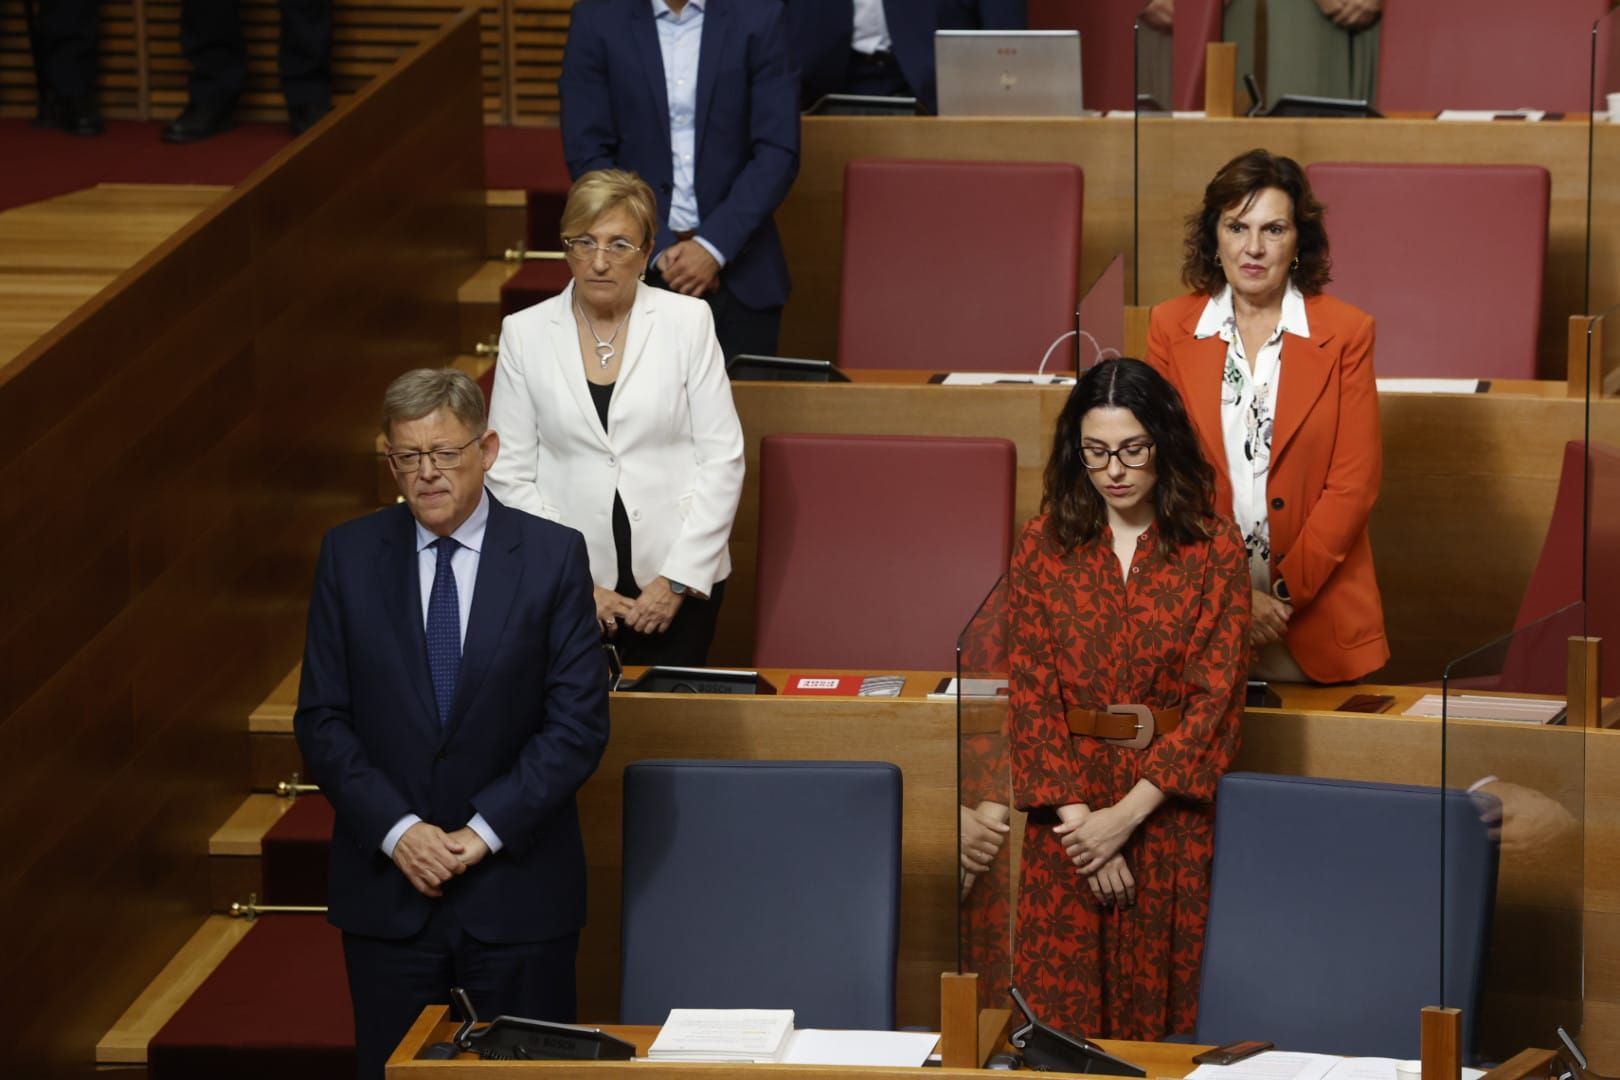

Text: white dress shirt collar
xmin=413 ymin=486 xmax=491 ymax=556
xmin=1194 ymin=282 xmax=1311 ymax=343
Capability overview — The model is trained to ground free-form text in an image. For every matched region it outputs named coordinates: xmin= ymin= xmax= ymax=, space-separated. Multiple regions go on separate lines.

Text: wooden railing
xmin=0 ymin=9 xmax=484 ymax=1074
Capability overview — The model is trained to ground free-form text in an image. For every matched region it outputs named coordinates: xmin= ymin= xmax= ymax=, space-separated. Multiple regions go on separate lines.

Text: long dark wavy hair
xmin=1042 ymin=358 xmax=1218 ymax=551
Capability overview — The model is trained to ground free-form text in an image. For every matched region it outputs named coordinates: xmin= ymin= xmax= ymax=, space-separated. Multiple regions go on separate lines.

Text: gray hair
xmin=380 ymin=368 xmax=487 ymax=437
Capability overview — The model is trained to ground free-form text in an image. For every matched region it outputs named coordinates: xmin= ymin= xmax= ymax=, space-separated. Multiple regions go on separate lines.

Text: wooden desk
xmin=570 ymin=676 xmax=1620 ymax=1066
xmin=387 ymin=1008 xmax=1206 ymax=1078
xmin=781 ymin=115 xmax=1619 ymax=379
xmin=721 ymin=374 xmax=1620 ymax=685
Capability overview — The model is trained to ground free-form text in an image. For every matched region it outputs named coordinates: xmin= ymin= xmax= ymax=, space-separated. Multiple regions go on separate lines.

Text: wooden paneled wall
xmin=0 ymin=0 xmax=568 ymax=124
xmin=0 ymin=10 xmax=484 ymax=1076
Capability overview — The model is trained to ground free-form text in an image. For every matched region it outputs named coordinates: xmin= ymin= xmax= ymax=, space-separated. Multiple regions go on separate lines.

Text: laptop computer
xmin=935 ymin=30 xmax=1084 ymax=117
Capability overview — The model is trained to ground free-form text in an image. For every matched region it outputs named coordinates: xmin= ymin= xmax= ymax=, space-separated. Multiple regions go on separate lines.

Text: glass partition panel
xmin=1219 ymin=0 xmax=1378 ymax=115
xmin=1439 ymin=605 xmax=1587 ymax=1061
xmin=955 ymin=574 xmax=1013 ymax=1012
xmin=1076 ymin=251 xmax=1126 ymax=371
xmin=1587 ymin=9 xmax=1620 ymax=317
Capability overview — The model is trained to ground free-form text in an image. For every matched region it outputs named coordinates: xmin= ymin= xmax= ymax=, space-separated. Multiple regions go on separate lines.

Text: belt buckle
xmin=1102 ymin=704 xmax=1154 ymax=749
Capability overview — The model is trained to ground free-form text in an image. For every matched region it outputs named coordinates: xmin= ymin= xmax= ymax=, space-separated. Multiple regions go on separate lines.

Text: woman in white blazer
xmin=486 ymin=170 xmax=745 ymax=665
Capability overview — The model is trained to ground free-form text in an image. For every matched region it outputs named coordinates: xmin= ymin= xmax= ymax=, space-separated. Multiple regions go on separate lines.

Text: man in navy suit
xmin=786 ymin=0 xmax=1025 ymax=114
xmin=559 ymin=0 xmax=799 ymax=360
xmin=295 ymin=369 xmax=608 ymax=1080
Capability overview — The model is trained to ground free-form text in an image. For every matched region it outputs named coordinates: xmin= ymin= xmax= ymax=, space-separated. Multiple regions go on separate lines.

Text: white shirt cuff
xmin=382 ymin=813 xmax=423 ymax=858
xmin=1466 ymin=775 xmax=1500 ymax=794
xmin=467 ymin=812 xmax=503 ymax=854
xmin=693 ymin=235 xmax=727 ymax=268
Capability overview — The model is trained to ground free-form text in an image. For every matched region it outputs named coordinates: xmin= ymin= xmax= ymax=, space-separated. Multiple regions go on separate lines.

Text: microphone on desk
xmin=419 ymin=987 xmax=479 ymax=1059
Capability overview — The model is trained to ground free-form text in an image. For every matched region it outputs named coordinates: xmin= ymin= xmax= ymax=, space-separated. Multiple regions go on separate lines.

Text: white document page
xmin=1188 ymin=1051 xmax=1344 ymax=1080
xmin=782 ymin=1029 xmax=940 ymax=1067
xmin=647 ymin=1009 xmax=794 ymax=1062
xmin=1375 ymin=378 xmax=1484 ymax=394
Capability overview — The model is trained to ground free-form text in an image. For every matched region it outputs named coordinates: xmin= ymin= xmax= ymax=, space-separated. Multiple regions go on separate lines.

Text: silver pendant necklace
xmin=576 ymin=298 xmax=631 ymax=369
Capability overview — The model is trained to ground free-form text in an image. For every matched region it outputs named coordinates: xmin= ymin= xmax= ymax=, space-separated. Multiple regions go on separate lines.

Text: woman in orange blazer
xmin=1146 ymin=148 xmax=1387 ymax=683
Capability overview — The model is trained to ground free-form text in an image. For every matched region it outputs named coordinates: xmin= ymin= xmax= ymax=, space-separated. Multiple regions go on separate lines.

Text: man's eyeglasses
xmin=562 ymin=236 xmax=645 ymax=263
xmin=383 ymin=435 xmax=482 ymax=473
xmin=1081 ymin=442 xmax=1155 ymax=470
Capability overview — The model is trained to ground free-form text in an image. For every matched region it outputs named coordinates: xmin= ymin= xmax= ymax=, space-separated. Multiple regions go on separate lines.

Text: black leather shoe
xmin=287 ymin=101 xmax=331 ymax=137
xmin=33 ymin=95 xmax=103 ymax=137
xmin=161 ymin=100 xmax=236 ymax=144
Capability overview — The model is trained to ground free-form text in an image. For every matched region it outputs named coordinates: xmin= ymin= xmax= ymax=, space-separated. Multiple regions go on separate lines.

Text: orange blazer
xmin=1145 ymin=291 xmax=1388 ymax=683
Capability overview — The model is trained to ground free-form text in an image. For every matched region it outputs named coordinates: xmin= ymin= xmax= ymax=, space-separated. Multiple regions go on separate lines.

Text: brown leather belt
xmin=1065 ymin=704 xmax=1182 ymax=750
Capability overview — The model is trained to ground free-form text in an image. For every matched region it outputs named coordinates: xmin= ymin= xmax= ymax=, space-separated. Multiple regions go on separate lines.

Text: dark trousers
xmin=613 ymin=578 xmax=727 ymax=667
xmin=845 ymin=49 xmax=911 ymax=98
xmin=181 ymin=0 xmax=333 ymax=108
xmin=32 ymin=0 xmax=100 ymax=100
xmin=644 ymin=265 xmax=781 ymax=361
xmin=342 ymin=904 xmax=578 ymax=1080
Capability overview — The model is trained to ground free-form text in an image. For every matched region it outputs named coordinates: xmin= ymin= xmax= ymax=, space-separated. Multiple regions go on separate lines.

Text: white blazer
xmin=486 ymin=281 xmax=745 ymax=596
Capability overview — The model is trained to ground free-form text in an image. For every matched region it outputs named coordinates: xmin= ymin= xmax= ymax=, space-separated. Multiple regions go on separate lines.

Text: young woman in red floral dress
xmin=1008 ymin=357 xmax=1250 ymax=1040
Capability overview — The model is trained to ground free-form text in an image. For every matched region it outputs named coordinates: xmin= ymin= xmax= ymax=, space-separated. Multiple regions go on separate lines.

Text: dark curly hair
xmin=1181 ymin=148 xmax=1332 ymax=296
xmin=1042 ymin=358 xmax=1218 ymax=552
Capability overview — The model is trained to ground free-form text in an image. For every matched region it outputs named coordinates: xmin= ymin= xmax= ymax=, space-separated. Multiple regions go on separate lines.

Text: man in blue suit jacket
xmin=560 ymin=0 xmax=799 ymax=360
xmin=295 ymin=369 xmax=608 ymax=1080
xmin=787 ymin=0 xmax=1026 ymax=114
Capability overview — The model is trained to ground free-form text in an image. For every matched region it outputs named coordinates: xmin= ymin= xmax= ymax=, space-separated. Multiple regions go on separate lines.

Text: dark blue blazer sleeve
xmin=558 ymin=1 xmax=620 ymax=178
xmin=694 ymin=4 xmax=801 ymax=264
xmin=294 ymin=532 xmax=415 ymax=852
xmin=468 ymin=528 xmax=610 ymax=856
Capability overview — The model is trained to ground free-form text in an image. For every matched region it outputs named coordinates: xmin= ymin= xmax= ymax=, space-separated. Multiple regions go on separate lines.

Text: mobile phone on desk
xmin=1336 ymin=693 xmax=1395 ymax=714
xmin=1191 ymin=1040 xmax=1273 ymax=1066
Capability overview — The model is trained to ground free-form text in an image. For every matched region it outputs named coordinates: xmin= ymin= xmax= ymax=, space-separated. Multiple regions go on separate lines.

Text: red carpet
xmin=0 ymin=119 xmax=294 ymax=211
xmin=0 ymin=119 xmax=571 ymax=213
xmin=261 ymin=795 xmax=335 ymax=906
xmin=148 ymin=915 xmax=354 ymax=1080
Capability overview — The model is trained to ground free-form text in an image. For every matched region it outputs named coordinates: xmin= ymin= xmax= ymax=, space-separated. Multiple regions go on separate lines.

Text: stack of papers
xmin=1188 ymin=1051 xmax=1485 ymax=1080
xmin=647 ymin=1009 xmax=795 ymax=1063
xmin=1402 ymin=693 xmax=1566 ymax=724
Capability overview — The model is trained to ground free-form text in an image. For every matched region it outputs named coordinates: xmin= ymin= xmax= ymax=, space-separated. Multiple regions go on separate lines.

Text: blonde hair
xmin=380 ymin=368 xmax=487 ymax=438
xmin=559 ymin=169 xmax=658 ymax=249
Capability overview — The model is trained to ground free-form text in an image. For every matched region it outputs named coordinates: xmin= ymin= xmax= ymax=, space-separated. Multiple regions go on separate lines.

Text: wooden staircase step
xmin=210 ymin=793 xmax=296 ymax=856
xmin=485 ymin=189 xmax=528 ymax=259
xmin=95 ymin=916 xmax=254 ymax=1066
xmin=458 ymin=257 xmax=523 ymax=346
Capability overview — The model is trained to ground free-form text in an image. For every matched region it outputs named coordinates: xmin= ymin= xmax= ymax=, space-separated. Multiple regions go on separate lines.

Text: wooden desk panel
xmin=782 ymin=116 xmax=1611 ymax=379
xmin=721 ymin=377 xmax=1620 ymax=687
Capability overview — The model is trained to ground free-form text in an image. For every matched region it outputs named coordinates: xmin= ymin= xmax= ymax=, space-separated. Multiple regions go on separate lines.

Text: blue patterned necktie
xmin=426 ymin=537 xmax=461 ymax=727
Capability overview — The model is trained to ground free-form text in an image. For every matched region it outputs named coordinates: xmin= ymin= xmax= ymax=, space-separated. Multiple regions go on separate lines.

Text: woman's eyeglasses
xmin=562 ymin=237 xmax=645 ymax=263
xmin=1080 ymin=442 xmax=1155 ymax=470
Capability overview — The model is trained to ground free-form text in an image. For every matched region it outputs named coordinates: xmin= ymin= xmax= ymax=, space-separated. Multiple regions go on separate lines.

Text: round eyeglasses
xmin=1081 ymin=442 xmax=1155 ymax=471
xmin=562 ymin=236 xmax=646 ymax=263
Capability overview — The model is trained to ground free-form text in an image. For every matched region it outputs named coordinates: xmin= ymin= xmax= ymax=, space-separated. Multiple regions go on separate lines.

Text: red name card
xmin=781 ymin=674 xmax=864 ymax=697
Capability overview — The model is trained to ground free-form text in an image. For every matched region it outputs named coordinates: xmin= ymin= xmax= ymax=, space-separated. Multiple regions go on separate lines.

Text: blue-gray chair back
xmin=620 ymin=760 xmax=902 ymax=1029
xmin=1197 ymin=773 xmax=1498 ymax=1059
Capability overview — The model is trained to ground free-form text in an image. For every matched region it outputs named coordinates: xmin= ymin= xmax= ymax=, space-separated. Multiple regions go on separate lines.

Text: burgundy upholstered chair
xmin=1377 ymin=0 xmax=1610 ymax=113
xmin=1029 ymin=0 xmax=1220 ymax=110
xmin=1502 ymin=441 xmax=1620 ymax=696
xmin=753 ymin=434 xmax=1017 ymax=670
xmin=1306 ymin=162 xmax=1548 ymax=380
xmin=839 ymin=159 xmax=1082 ymax=371
xmin=1028 ymin=0 xmax=1138 ymax=112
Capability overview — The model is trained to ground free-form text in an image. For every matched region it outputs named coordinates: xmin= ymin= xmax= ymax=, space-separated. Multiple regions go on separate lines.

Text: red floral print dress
xmin=1007 ymin=513 xmax=1249 ymax=1040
